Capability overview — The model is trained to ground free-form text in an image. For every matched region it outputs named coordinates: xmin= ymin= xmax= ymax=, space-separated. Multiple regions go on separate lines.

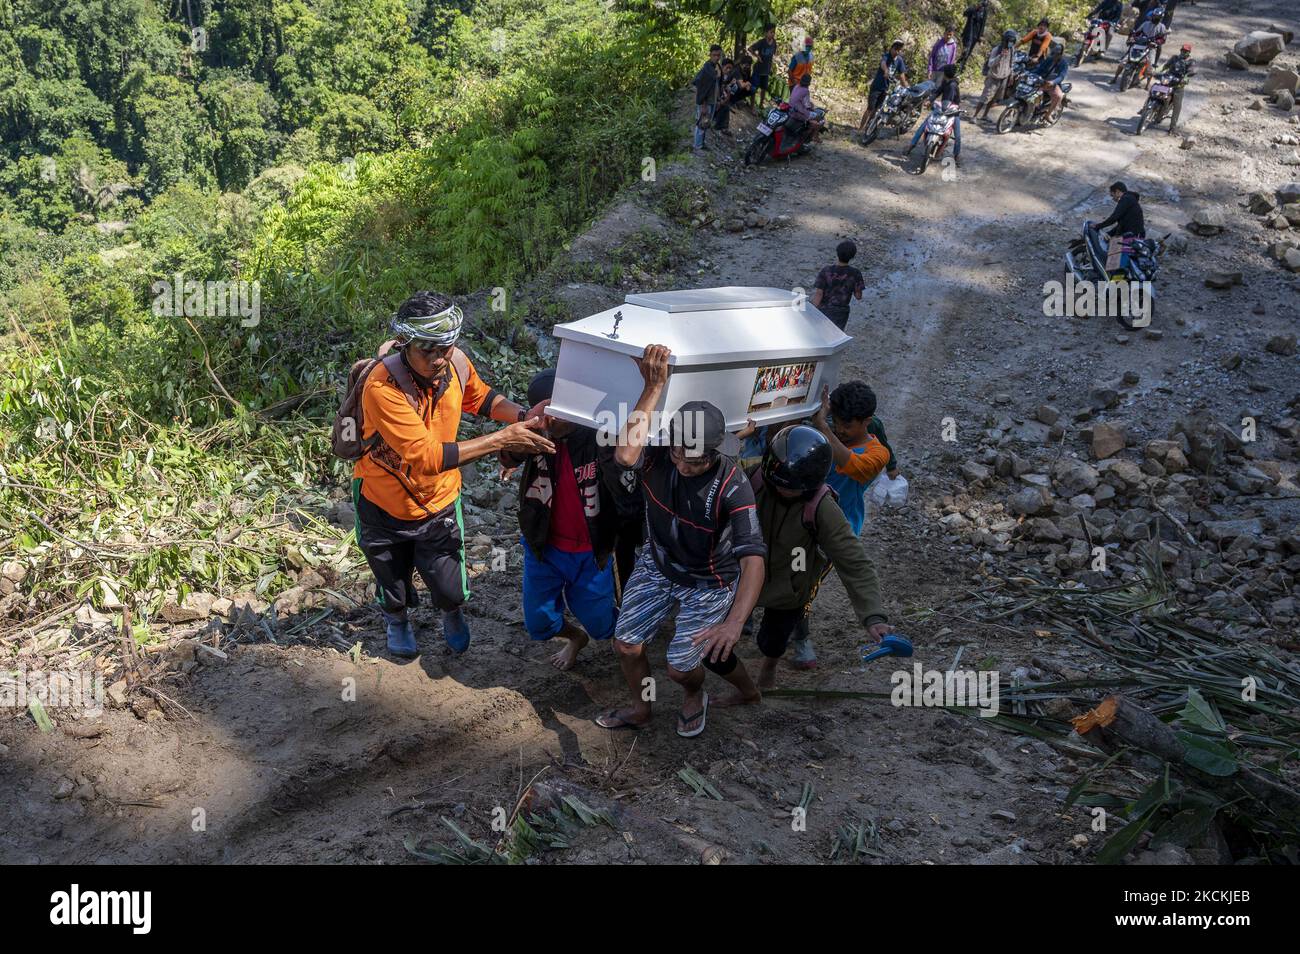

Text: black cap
xmin=527 ymin=368 xmax=556 ymax=408
xmin=669 ymin=401 xmax=739 ymax=457
xmin=763 ymin=425 xmax=832 ymax=494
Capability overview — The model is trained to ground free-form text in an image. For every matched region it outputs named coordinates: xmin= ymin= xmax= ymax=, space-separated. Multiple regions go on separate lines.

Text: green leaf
xmin=1151 ymin=805 xmax=1217 ymax=850
xmin=1096 ymin=805 xmax=1161 ymax=865
xmin=1179 ymin=687 xmax=1225 ymax=733
xmin=29 ymin=698 xmax=55 ymax=732
xmin=1178 ymin=732 xmax=1238 ymax=776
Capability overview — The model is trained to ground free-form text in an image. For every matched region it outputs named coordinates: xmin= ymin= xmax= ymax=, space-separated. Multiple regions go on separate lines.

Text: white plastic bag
xmin=869 ymin=473 xmax=909 ymax=509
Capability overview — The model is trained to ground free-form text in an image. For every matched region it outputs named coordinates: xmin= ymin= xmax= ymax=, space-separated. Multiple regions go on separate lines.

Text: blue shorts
xmin=522 ymin=542 xmax=616 ymax=641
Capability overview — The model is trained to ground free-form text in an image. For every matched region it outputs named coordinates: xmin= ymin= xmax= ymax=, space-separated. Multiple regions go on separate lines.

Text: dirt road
xmin=3 ymin=0 xmax=1296 ymax=864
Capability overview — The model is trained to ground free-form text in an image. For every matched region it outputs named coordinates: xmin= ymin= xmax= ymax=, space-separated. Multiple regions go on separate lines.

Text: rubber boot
xmin=385 ymin=613 xmax=418 ymax=658
xmin=442 ymin=607 xmax=471 ymax=654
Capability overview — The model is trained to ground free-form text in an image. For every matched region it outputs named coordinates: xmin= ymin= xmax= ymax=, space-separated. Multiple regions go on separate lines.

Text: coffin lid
xmin=552 ymin=286 xmax=851 ymax=366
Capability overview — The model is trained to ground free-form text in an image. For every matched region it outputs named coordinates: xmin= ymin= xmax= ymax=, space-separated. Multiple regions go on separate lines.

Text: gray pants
xmin=977 ymin=75 xmax=1011 ymax=116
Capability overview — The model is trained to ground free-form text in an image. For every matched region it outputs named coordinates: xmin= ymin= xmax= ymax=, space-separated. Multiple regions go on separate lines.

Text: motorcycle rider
xmin=1156 ymin=43 xmax=1195 ymax=129
xmin=859 ymin=40 xmax=909 ymax=134
xmin=789 ymin=74 xmax=825 ymax=142
xmin=1086 ymin=0 xmax=1125 ymax=51
xmin=1018 ymin=18 xmax=1053 ymax=65
xmin=1093 ymin=181 xmax=1145 ymax=239
xmin=975 ymin=30 xmax=1017 ymax=121
xmin=1126 ymin=10 xmax=1168 ymax=71
xmin=906 ymin=63 xmax=961 ymax=165
xmin=1032 ymin=41 xmax=1070 ymax=117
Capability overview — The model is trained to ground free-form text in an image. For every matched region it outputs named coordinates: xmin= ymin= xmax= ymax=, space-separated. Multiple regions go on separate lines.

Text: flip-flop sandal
xmin=595 ymin=710 xmax=646 ymax=731
xmin=676 ymin=692 xmax=709 ymax=739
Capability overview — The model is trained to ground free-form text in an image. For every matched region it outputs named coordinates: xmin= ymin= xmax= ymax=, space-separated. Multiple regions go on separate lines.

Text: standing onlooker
xmin=788 ymin=35 xmax=814 ymax=88
xmin=748 ymin=25 xmax=777 ymax=109
xmin=928 ymin=25 xmax=959 ymax=83
xmin=692 ymin=44 xmax=722 ymax=151
xmin=974 ymin=30 xmax=1017 ymax=121
xmin=959 ymin=1 xmax=990 ymax=68
xmin=811 ymin=240 xmax=865 ymax=331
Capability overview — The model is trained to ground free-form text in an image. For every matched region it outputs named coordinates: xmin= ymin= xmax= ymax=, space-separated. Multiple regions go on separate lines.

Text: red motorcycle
xmin=744 ymin=103 xmax=827 ymax=165
xmin=1075 ymin=18 xmax=1113 ymax=65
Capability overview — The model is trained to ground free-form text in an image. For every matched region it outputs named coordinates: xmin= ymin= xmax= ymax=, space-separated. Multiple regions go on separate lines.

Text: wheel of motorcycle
xmin=996 ymin=106 xmax=1019 ymax=134
xmin=1118 ymin=69 xmax=1131 ymax=92
xmin=744 ymin=136 xmax=770 ymax=167
xmin=1075 ymin=47 xmax=1085 ymax=67
xmin=861 ymin=115 xmax=882 ymax=147
xmin=1135 ymin=105 xmax=1149 ymax=136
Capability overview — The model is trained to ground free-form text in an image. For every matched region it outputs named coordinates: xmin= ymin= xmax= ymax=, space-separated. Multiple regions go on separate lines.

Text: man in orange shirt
xmin=352 ymin=291 xmax=554 ymax=657
xmin=1018 ymin=18 xmax=1053 ymax=63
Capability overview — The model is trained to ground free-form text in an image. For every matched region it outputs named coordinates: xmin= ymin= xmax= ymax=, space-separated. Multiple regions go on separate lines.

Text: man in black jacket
xmin=1095 ymin=181 xmax=1145 ymax=238
xmin=503 ymin=369 xmax=636 ymax=670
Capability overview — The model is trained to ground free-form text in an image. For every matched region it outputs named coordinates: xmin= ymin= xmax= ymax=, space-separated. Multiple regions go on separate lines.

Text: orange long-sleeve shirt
xmin=1019 ymin=28 xmax=1052 ymax=58
xmin=353 ymin=354 xmax=494 ymax=520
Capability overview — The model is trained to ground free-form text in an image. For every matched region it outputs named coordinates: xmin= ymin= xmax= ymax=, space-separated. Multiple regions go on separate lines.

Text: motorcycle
xmin=745 ymin=103 xmax=827 ymax=165
xmin=913 ymin=102 xmax=961 ymax=174
xmin=860 ymin=80 xmax=935 ymax=146
xmin=1135 ymin=77 xmax=1182 ymax=134
xmin=1075 ymin=18 xmax=1113 ymax=65
xmin=995 ymin=75 xmax=1071 ymax=133
xmin=1114 ymin=35 xmax=1163 ymax=91
xmin=1065 ymin=223 xmax=1168 ymax=329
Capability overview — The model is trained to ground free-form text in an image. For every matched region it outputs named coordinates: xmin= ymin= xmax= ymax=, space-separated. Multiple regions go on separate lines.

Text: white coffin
xmin=547 ymin=287 xmax=852 ymax=442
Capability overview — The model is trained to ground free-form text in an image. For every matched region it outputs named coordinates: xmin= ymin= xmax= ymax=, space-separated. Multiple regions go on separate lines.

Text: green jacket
xmin=753 ymin=480 xmax=887 ymax=627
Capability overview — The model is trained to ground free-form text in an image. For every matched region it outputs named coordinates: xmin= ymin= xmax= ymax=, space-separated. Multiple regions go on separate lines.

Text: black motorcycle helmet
xmin=1050 ymin=41 xmax=1064 ymax=57
xmin=762 ymin=425 xmax=832 ymax=495
xmin=1002 ymin=29 xmax=1018 ymax=44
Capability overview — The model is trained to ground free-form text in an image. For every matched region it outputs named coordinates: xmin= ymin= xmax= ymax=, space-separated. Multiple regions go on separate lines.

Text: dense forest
xmin=0 ymin=0 xmax=1085 ymax=617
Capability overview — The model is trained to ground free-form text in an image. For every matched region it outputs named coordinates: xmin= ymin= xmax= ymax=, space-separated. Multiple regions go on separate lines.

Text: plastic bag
xmin=869 ymin=474 xmax=909 ymax=509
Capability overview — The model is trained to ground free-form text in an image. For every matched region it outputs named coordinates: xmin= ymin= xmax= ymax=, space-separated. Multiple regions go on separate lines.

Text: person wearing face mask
xmin=596 ymin=346 xmax=767 ymax=738
xmin=350 ymin=291 xmax=554 ymax=658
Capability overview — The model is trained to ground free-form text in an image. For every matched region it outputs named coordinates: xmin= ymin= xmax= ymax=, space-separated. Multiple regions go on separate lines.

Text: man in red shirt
xmin=503 ymin=369 xmax=636 ymax=670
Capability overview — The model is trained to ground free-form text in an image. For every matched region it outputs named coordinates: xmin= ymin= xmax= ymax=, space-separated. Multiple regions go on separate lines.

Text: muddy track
xmin=4 ymin=0 xmax=1297 ymax=865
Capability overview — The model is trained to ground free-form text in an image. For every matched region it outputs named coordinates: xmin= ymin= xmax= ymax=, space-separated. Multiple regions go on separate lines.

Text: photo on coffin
xmin=748 ymin=361 xmax=816 ymax=413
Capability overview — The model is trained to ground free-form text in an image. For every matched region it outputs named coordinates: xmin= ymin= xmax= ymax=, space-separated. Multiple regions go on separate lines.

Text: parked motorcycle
xmin=1114 ymin=35 xmax=1163 ymax=91
xmin=995 ymin=75 xmax=1071 ymax=133
xmin=1135 ymin=78 xmax=1182 ymax=134
xmin=860 ymin=80 xmax=935 ymax=146
xmin=913 ymin=102 xmax=961 ymax=174
xmin=1075 ymin=18 xmax=1113 ymax=65
xmin=1065 ymin=223 xmax=1168 ymax=329
xmin=745 ymin=103 xmax=827 ymax=165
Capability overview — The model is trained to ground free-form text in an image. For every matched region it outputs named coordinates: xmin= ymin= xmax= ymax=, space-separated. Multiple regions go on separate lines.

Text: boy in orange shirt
xmin=352 ymin=291 xmax=553 ymax=657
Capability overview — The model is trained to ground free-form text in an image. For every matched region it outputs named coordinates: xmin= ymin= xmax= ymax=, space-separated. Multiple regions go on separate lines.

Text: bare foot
xmin=711 ymin=687 xmax=761 ymax=707
xmin=549 ymin=624 xmax=589 ymax=671
xmin=757 ymin=659 xmax=779 ymax=690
